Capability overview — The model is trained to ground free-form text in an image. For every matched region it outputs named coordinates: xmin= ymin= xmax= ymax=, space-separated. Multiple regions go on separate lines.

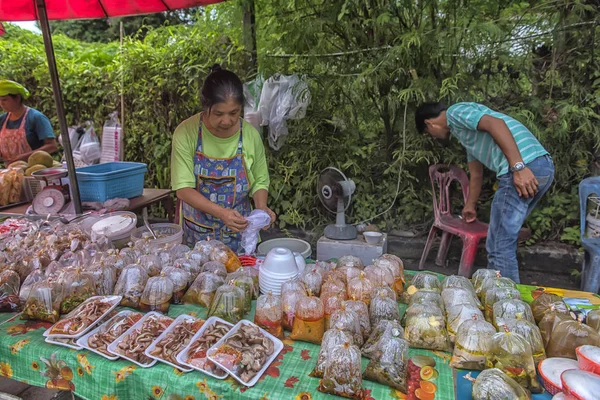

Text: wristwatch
xmin=510 ymin=161 xmax=525 ymax=172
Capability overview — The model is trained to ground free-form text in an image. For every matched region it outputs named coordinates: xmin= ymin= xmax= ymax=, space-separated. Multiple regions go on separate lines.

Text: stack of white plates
xmin=259 ymin=247 xmax=299 ymax=295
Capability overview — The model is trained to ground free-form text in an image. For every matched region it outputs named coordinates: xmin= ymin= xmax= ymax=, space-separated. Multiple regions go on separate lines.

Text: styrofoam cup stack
xmin=258 ymin=247 xmax=299 ymax=295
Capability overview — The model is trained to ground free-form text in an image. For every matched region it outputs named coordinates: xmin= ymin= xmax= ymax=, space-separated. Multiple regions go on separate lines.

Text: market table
xmin=0 ymin=271 xmax=596 ymax=400
xmin=0 ymin=189 xmax=175 ymax=222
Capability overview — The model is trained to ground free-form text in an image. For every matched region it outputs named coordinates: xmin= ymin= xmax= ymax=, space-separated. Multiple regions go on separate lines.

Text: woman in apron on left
xmin=0 ymin=80 xmax=57 ymax=165
xmin=171 ymin=65 xmax=275 ymax=252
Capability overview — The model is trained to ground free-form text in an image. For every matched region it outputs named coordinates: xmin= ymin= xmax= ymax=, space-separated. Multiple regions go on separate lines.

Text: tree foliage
xmin=1 ymin=0 xmax=599 ymax=244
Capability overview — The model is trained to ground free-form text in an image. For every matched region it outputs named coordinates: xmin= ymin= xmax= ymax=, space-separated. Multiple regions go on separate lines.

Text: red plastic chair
xmin=418 ymin=164 xmax=489 ymax=277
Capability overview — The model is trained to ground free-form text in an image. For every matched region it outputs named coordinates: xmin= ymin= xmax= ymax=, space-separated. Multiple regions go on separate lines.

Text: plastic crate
xmin=76 ymin=162 xmax=147 ymax=202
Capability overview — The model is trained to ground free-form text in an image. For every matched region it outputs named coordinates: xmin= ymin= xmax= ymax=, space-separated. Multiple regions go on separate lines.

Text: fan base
xmin=324 ymin=224 xmax=357 ymax=240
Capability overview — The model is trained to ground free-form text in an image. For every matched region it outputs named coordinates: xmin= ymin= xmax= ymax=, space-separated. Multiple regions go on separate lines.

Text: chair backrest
xmin=579 ymin=176 xmax=600 ymax=240
xmin=428 ymin=164 xmax=470 ymax=221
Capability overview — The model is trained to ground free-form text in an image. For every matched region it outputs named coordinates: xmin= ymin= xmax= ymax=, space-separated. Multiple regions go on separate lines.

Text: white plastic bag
xmin=79 ymin=122 xmax=101 ymax=165
xmin=241 ymin=210 xmax=271 ymax=255
xmin=243 ymin=76 xmax=264 ymax=131
xmin=101 ymin=112 xmax=123 ymax=163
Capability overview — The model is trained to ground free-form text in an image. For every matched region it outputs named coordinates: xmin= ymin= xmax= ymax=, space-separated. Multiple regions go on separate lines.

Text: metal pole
xmin=35 ymin=0 xmax=83 ymax=214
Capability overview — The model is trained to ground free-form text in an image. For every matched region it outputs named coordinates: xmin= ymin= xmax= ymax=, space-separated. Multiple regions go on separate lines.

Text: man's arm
xmin=477 ymin=115 xmax=538 ymax=198
xmin=463 ymin=160 xmax=483 ymax=223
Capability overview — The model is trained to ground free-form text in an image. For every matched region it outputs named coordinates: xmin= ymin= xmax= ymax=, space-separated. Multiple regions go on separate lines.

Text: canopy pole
xmin=35 ymin=0 xmax=83 ymax=215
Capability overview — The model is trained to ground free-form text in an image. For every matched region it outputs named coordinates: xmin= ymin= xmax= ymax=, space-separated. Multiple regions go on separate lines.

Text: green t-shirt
xmin=171 ymin=113 xmax=270 ymax=196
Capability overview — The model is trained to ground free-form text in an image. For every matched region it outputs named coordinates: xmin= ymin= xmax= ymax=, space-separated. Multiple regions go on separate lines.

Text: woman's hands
xmin=218 ymin=208 xmax=248 ymax=233
xmin=258 ymin=206 xmax=277 ymax=230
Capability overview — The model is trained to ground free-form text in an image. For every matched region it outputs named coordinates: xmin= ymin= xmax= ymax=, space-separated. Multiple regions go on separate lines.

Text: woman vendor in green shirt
xmin=171 ymin=65 xmax=275 ymax=251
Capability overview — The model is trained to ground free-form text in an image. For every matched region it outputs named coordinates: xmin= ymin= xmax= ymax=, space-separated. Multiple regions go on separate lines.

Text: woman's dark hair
xmin=415 ymin=102 xmax=447 ymax=133
xmin=201 ymin=64 xmax=244 ymax=111
xmin=8 ymin=94 xmax=23 ymax=104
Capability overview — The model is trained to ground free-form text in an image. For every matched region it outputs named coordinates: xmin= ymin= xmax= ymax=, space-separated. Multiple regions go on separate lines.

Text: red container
xmin=538 ymin=358 xmax=579 ymax=395
xmin=576 ymin=345 xmax=600 ymax=375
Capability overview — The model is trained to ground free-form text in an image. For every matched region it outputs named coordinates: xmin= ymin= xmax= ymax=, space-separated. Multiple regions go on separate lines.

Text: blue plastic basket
xmin=76 ymin=162 xmax=147 ymax=202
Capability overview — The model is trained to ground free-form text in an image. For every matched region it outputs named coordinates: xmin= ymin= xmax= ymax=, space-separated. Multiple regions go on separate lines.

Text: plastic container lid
xmin=92 ymin=212 xmax=137 ymax=240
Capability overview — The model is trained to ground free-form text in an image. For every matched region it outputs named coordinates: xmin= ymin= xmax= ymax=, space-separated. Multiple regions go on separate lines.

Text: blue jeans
xmin=486 ymin=155 xmax=554 ymax=283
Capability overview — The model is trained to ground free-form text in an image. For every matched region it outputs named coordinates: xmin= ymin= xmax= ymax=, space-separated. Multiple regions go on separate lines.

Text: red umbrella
xmin=0 ymin=0 xmax=223 ymax=214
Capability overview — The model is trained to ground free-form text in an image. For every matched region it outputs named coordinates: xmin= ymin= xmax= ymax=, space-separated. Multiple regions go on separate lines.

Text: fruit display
xmin=406 ymin=356 xmax=439 ymax=400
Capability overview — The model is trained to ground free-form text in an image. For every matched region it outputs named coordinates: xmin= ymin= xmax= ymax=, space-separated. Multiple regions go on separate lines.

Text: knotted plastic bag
xmin=409 ymin=290 xmax=444 ymax=312
xmin=114 ymin=264 xmax=149 ymax=309
xmin=371 ymin=286 xmax=397 ymax=302
xmin=329 ymin=303 xmax=363 ymax=347
xmin=442 ymin=274 xmax=476 ymax=294
xmin=183 ymin=272 xmax=224 ymax=307
xmin=301 ymin=267 xmax=323 ymax=297
xmin=402 ymin=271 xmax=441 ymax=303
xmin=547 ymin=317 xmax=600 ymax=359
xmin=472 ymin=269 xmax=500 ymax=297
xmin=481 ymin=277 xmax=517 ymax=307
xmin=207 ymin=284 xmax=246 ymax=324
xmin=363 ymin=265 xmax=394 ymax=288
xmin=530 ymin=293 xmax=567 ymax=324
xmin=361 ymin=319 xmax=404 ymax=359
xmin=317 ymin=342 xmax=365 ymax=399
xmin=484 ymin=287 xmax=521 ymax=321
xmin=162 ymin=266 xmax=190 ymax=304
xmin=140 ymin=273 xmax=174 ymax=313
xmin=447 ymin=304 xmax=484 ymax=342
xmin=587 ymin=309 xmax=600 ymax=332
xmin=405 ymin=309 xmax=451 ymax=352
xmin=254 ymin=292 xmax=283 ymax=338
xmin=370 ymin=291 xmax=401 ymax=327
xmin=442 ymin=287 xmax=482 ymax=310
xmin=240 ymin=210 xmax=271 ymax=255
xmin=201 ymin=261 xmax=227 ymax=279
xmin=493 ymin=299 xmax=535 ymax=328
xmin=539 ymin=308 xmax=574 ymax=347
xmin=343 ymin=299 xmax=371 ymax=341
xmin=282 ymin=288 xmax=303 ymax=331
xmin=226 ymin=271 xmax=255 ymax=313
xmin=336 ymin=255 xmax=364 ymax=270
xmin=471 ymin=368 xmax=532 ymax=400
xmin=322 ymin=289 xmax=346 ymax=329
xmin=0 ymin=270 xmax=21 ymax=312
xmin=348 ymin=272 xmax=374 ymax=306
xmin=450 ymin=317 xmax=495 ymax=370
xmin=57 ymin=268 xmax=96 ymax=314
xmin=500 ymin=319 xmax=546 ymax=365
xmin=310 ymin=327 xmax=354 ymax=378
xmin=22 ymin=280 xmax=64 ymax=323
xmin=290 ymin=292 xmax=325 ymax=344
xmin=373 ymin=254 xmax=405 ymax=295
xmin=363 ymin=327 xmax=409 ymax=392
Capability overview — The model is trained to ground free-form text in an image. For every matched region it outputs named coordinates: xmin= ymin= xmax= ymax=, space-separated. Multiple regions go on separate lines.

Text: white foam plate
xmin=207 ymin=320 xmax=283 ymax=387
xmin=45 ymin=335 xmax=83 ymax=350
xmin=144 ymin=314 xmax=199 ymax=372
xmin=107 ymin=311 xmax=173 ymax=368
xmin=176 ymin=316 xmax=234 ymax=380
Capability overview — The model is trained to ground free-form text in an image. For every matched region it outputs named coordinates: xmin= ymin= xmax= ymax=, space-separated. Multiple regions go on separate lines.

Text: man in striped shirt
xmin=415 ymin=102 xmax=554 ymax=282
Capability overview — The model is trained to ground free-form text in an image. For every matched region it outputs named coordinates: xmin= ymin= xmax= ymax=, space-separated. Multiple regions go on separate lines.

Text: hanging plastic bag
xmin=310 ymin=327 xmax=354 ymax=378
xmin=254 ymin=292 xmax=283 ymax=338
xmin=79 ymin=122 xmax=101 ymax=165
xmin=317 ymin=342 xmax=364 ymax=399
xmin=290 ymin=292 xmax=325 ymax=344
xmin=450 ymin=317 xmax=495 ymax=370
xmin=471 ymin=368 xmax=532 ymax=400
xmin=243 ymin=75 xmax=264 ymax=130
xmin=363 ymin=329 xmax=409 ymax=392
xmin=100 ymin=112 xmax=123 ymax=163
xmin=183 ymin=272 xmax=224 ymax=307
xmin=240 ymin=210 xmax=271 ymax=255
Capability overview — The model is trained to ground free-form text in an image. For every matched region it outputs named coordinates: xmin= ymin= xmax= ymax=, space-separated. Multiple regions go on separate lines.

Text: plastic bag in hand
xmin=240 ymin=210 xmax=271 ymax=255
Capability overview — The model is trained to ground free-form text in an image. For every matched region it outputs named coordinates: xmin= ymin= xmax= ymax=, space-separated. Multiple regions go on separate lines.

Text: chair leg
xmin=419 ymin=226 xmax=438 ymax=270
xmin=435 ymin=232 xmax=453 ymax=267
xmin=581 ymin=249 xmax=600 ymax=294
xmin=458 ymin=236 xmax=480 ymax=278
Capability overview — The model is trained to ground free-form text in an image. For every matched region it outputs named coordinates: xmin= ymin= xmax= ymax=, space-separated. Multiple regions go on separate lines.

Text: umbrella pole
xmin=35 ymin=0 xmax=83 ymax=215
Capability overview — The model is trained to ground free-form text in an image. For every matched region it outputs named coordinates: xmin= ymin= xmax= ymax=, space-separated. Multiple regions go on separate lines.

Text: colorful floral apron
xmin=181 ymin=115 xmax=251 ymax=252
xmin=0 ymin=107 xmax=32 ymax=162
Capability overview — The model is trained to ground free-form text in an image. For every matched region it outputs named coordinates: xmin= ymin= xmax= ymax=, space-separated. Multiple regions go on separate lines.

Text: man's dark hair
xmin=415 ymin=102 xmax=447 ymax=133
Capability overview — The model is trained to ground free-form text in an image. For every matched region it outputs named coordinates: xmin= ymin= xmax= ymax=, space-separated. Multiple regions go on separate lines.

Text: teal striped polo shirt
xmin=446 ymin=102 xmax=548 ymax=176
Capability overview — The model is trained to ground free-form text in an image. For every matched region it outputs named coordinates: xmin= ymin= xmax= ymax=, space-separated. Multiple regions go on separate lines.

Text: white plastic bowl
xmin=363 ymin=231 xmax=383 ymax=245
xmin=258 ymin=238 xmax=312 ymax=259
xmin=262 ymin=247 xmax=299 ymax=275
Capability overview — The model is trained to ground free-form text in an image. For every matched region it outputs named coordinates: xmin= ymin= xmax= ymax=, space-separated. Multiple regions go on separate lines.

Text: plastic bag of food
xmin=501 ymin=319 xmax=546 ymax=365
xmin=442 ymin=287 xmax=482 ymax=310
xmin=113 ymin=264 xmax=149 ymax=309
xmin=337 ymin=255 xmax=364 ymax=270
xmin=282 ymin=277 xmax=307 ymax=295
xmin=138 ymin=254 xmax=162 ymax=277
xmin=471 ymin=269 xmax=500 ymax=297
xmin=402 ymin=302 xmax=443 ymax=327
xmin=317 ymin=342 xmax=365 ymax=399
xmin=310 ymin=327 xmax=354 ymax=378
xmin=450 ymin=317 xmax=495 ymax=370
xmin=183 ymin=272 xmax=224 ymax=307
xmin=162 ymin=266 xmax=190 ymax=304
xmin=19 ymin=268 xmax=44 ymax=301
xmin=44 ymin=261 xmax=64 ymax=280
xmin=348 ymin=272 xmax=374 ymax=306
xmin=547 ymin=318 xmax=600 ymax=359
xmin=173 ymin=257 xmax=202 ymax=281
xmin=85 ymin=263 xmax=117 ymax=296
xmin=201 ymin=261 xmax=227 ymax=279
xmin=194 ymin=239 xmax=225 ymax=256
xmin=374 ymin=254 xmax=405 ymax=295
xmin=335 ymin=266 xmax=362 ymax=285
xmin=140 ymin=273 xmax=174 ymax=313
xmin=539 ymin=308 xmax=574 ymax=347
xmin=343 ymin=299 xmax=370 ymax=341
xmin=226 ymin=271 xmax=254 ymax=313
xmin=363 ymin=328 xmax=409 ymax=392
xmin=587 ymin=309 xmax=600 ymax=332
xmin=188 ymin=249 xmax=209 ymax=266
xmin=329 ymin=303 xmax=363 ymax=346
xmin=442 ymin=274 xmax=476 ymax=293
xmin=323 ymin=289 xmax=346 ymax=329
xmin=22 ymin=280 xmax=64 ymax=323
xmin=472 ymin=368 xmax=532 ymax=400
xmin=58 ymin=268 xmax=97 ymax=314
xmin=210 ymin=245 xmax=241 ymax=273
xmin=447 ymin=304 xmax=484 ymax=342
xmin=402 ymin=271 xmax=441 ymax=303
xmin=493 ymin=299 xmax=535 ymax=328
xmin=254 ymin=292 xmax=283 ymax=338
xmin=530 ymin=293 xmax=567 ymax=323
xmin=0 ymin=270 xmax=21 ymax=312
xmin=484 ymin=287 xmax=521 ymax=321
xmin=408 ymin=290 xmax=444 ymax=311
xmin=321 ymin=275 xmax=345 ymax=296
xmin=370 ymin=286 xmax=397 ymax=302
xmin=301 ymin=267 xmax=323 ymax=296
xmin=363 ymin=265 xmax=394 ymax=288
xmin=290 ymin=293 xmax=325 ymax=344
xmin=488 ymin=329 xmax=542 ymax=393
xmin=207 ymin=284 xmax=246 ymax=323
xmin=362 ymin=319 xmax=404 ymax=359
xmin=237 ymin=266 xmax=259 ymax=298
xmin=481 ymin=277 xmax=517 ymax=306
xmin=282 ymin=288 xmax=304 ymax=331
xmin=405 ymin=308 xmax=451 ymax=351
xmin=370 ymin=291 xmax=401 ymax=327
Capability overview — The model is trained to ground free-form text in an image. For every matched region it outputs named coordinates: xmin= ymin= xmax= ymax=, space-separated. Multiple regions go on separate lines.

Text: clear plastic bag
xmin=226 ymin=271 xmax=255 ymax=313
xmin=207 ymin=284 xmax=246 ymax=324
xmin=85 ymin=263 xmax=117 ymax=297
xmin=194 ymin=239 xmax=225 ymax=257
xmin=173 ymin=257 xmax=202 ymax=280
xmin=370 ymin=291 xmax=401 ymax=327
xmin=408 ymin=290 xmax=444 ymax=312
xmin=19 ymin=268 xmax=44 ymax=301
xmin=501 ymin=319 xmax=546 ymax=365
xmin=0 ymin=270 xmax=21 ymax=312
xmin=363 ymin=328 xmax=409 ymax=392
xmin=472 ymin=368 xmax=532 ymax=400
xmin=317 ymin=342 xmax=364 ymax=399
xmin=290 ymin=294 xmax=325 ymax=344
xmin=188 ymin=250 xmax=209 ymax=267
xmin=162 ymin=266 xmax=190 ymax=304
xmin=343 ymin=299 xmax=370 ymax=341
xmin=546 ymin=318 xmax=600 ymax=359
xmin=374 ymin=254 xmax=405 ymax=295
xmin=329 ymin=303 xmax=363 ymax=347
xmin=336 ymin=255 xmax=364 ymax=270
xmin=442 ymin=275 xmax=477 ymax=297
xmin=484 ymin=287 xmax=521 ymax=321
xmin=403 ymin=271 xmax=441 ymax=303
xmin=493 ymin=299 xmax=535 ymax=328
xmin=282 ymin=277 xmax=307 ymax=296
xmin=539 ymin=309 xmax=574 ymax=347
xmin=183 ymin=272 xmax=225 ymax=307
xmin=22 ymin=280 xmax=64 ymax=323
xmin=301 ymin=267 xmax=323 ymax=297
xmin=254 ymin=292 xmax=283 ymax=338
xmin=138 ymin=254 xmax=162 ymax=277
xmin=472 ymin=269 xmax=500 ymax=297
xmin=481 ymin=277 xmax=517 ymax=306
xmin=140 ymin=274 xmax=174 ymax=313
xmin=310 ymin=327 xmax=354 ymax=378
xmin=363 ymin=265 xmax=394 ymax=288
xmin=79 ymin=122 xmax=101 ymax=165
xmin=335 ymin=266 xmax=362 ymax=285
xmin=587 ymin=309 xmax=600 ymax=331
xmin=405 ymin=309 xmax=451 ymax=351
xmin=282 ymin=288 xmax=304 ymax=331
xmin=450 ymin=317 xmax=495 ymax=370
xmin=370 ymin=286 xmax=396 ymax=303
xmin=361 ymin=319 xmax=404 ymax=359
xmin=113 ymin=264 xmax=149 ymax=309
xmin=447 ymin=304 xmax=484 ymax=342
xmin=488 ymin=330 xmax=542 ymax=393
xmin=240 ymin=210 xmax=271 ymax=255
xmin=58 ymin=268 xmax=97 ymax=314
xmin=210 ymin=245 xmax=241 ymax=273
xmin=323 ymin=289 xmax=346 ymax=329
xmin=237 ymin=266 xmax=259 ymax=298
xmin=530 ymin=293 xmax=567 ymax=324
xmin=348 ymin=272 xmax=374 ymax=306
xmin=442 ymin=287 xmax=482 ymax=310
xmin=402 ymin=303 xmax=444 ymax=326
xmin=322 ymin=275 xmax=346 ymax=296
xmin=201 ymin=261 xmax=227 ymax=279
